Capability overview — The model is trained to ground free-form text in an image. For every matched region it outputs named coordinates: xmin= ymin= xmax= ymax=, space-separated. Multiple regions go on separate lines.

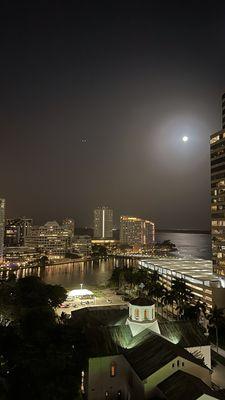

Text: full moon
xmin=182 ymin=136 xmax=189 ymax=142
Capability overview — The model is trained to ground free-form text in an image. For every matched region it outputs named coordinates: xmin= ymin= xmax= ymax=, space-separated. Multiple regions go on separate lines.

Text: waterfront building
xmin=0 ymin=198 xmax=5 ymax=262
xmin=72 ymin=298 xmax=215 ymax=399
xmin=5 ymin=217 xmax=33 ymax=247
xmin=4 ymin=246 xmax=38 ymax=264
xmin=25 ymin=221 xmax=72 ymax=258
xmin=211 ymin=91 xmax=225 ymax=276
xmin=139 ymin=258 xmax=225 ymax=310
xmin=120 ymin=216 xmax=155 ymax=247
xmin=71 ymin=235 xmax=92 ymax=256
xmin=94 ymin=206 xmax=113 ymax=239
xmin=62 ymin=218 xmax=75 ymax=237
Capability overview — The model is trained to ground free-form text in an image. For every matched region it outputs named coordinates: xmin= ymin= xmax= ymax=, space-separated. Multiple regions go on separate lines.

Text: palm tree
xmin=161 ymin=289 xmax=176 ymax=319
xmin=208 ymin=306 xmax=225 ymax=352
xmin=171 ymin=278 xmax=194 ymax=318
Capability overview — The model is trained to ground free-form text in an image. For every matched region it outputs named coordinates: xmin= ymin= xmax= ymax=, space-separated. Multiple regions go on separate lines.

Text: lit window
xmin=134 ymin=308 xmax=139 ymax=319
xmin=144 ymin=309 xmax=148 ymax=319
xmin=110 ymin=362 xmax=116 ymax=377
xmin=210 ymin=135 xmax=220 ymax=144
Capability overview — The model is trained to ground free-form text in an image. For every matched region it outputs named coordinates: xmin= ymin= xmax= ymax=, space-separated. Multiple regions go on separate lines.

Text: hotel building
xmin=120 ymin=216 xmax=155 ymax=246
xmin=94 ymin=206 xmax=113 ymax=239
xmin=25 ymin=221 xmax=72 ymax=258
xmin=211 ymin=91 xmax=225 ymax=276
xmin=0 ymin=198 xmax=5 ymax=262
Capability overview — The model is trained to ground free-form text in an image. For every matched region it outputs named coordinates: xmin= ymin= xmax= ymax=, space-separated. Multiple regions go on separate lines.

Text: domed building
xmin=126 ymin=296 xmax=160 ymax=336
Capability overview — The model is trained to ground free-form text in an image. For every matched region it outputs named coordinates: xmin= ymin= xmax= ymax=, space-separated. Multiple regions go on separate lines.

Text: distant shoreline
xmin=157 ymin=229 xmax=211 ymax=235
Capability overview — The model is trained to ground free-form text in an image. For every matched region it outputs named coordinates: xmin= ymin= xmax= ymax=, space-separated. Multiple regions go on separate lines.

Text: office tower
xmin=222 ymin=92 xmax=225 ymax=129
xmin=5 ymin=217 xmax=33 ymax=247
xmin=120 ymin=216 xmax=155 ymax=246
xmin=94 ymin=206 xmax=113 ymax=239
xmin=211 ymin=92 xmax=225 ymax=275
xmin=0 ymin=199 xmax=5 ymax=262
xmin=25 ymin=221 xmax=72 ymax=258
xmin=62 ymin=218 xmax=75 ymax=236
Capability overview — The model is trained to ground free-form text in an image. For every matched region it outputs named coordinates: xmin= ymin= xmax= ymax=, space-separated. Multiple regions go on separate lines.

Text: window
xmin=144 ymin=309 xmax=148 ymax=319
xmin=177 ymin=360 xmax=180 ymax=367
xmin=110 ymin=362 xmax=116 ymax=377
xmin=172 ymin=363 xmax=175 ymax=368
xmin=182 ymin=362 xmax=184 ymax=366
xmin=134 ymin=308 xmax=139 ymax=319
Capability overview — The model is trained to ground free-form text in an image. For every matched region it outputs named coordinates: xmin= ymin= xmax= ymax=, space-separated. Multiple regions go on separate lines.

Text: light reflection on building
xmin=211 ymin=91 xmax=225 ymax=276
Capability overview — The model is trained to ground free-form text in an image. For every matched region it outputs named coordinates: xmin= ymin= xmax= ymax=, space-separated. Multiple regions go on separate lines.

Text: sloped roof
xmin=157 ymin=371 xmax=225 ymax=400
xmin=129 ymin=297 xmax=155 ymax=306
xmin=71 ymin=306 xmax=128 ymax=327
xmin=124 ymin=330 xmax=208 ymax=380
xmin=159 ymin=321 xmax=209 ymax=347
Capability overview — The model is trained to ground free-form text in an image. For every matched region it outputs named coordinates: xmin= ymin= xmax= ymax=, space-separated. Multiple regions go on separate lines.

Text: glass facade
xmin=0 ymin=199 xmax=5 ymax=262
xmin=94 ymin=206 xmax=113 ymax=239
xmin=120 ymin=216 xmax=155 ymax=246
xmin=211 ymin=92 xmax=225 ymax=276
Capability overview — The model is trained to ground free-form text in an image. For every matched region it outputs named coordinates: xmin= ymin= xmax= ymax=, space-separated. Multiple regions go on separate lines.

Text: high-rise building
xmin=94 ymin=206 xmax=113 ymax=239
xmin=120 ymin=216 xmax=155 ymax=246
xmin=211 ymin=92 xmax=225 ymax=275
xmin=62 ymin=218 xmax=75 ymax=237
xmin=5 ymin=217 xmax=33 ymax=247
xmin=222 ymin=92 xmax=225 ymax=129
xmin=25 ymin=221 xmax=72 ymax=258
xmin=0 ymin=198 xmax=5 ymax=262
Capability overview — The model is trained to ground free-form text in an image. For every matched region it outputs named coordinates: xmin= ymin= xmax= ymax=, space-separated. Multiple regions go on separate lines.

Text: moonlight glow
xmin=182 ymin=136 xmax=189 ymax=142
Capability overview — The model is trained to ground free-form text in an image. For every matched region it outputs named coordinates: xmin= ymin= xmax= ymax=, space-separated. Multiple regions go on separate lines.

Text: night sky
xmin=1 ymin=1 xmax=225 ymax=229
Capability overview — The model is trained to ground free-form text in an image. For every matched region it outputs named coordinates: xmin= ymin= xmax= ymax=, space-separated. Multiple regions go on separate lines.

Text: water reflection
xmin=0 ymin=258 xmax=135 ymax=290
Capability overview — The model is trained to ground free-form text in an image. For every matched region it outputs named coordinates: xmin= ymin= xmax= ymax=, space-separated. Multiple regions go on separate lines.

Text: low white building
xmin=71 ymin=297 xmax=219 ymax=399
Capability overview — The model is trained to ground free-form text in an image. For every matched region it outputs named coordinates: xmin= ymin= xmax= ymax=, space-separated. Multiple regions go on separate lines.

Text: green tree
xmin=208 ymin=306 xmax=225 ymax=352
xmin=171 ymin=278 xmax=194 ymax=318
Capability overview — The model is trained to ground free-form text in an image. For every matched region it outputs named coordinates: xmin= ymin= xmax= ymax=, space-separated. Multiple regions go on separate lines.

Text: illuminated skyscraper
xmin=5 ymin=217 xmax=32 ymax=246
xmin=94 ymin=206 xmax=113 ymax=239
xmin=211 ymin=92 xmax=225 ymax=275
xmin=0 ymin=199 xmax=5 ymax=262
xmin=120 ymin=215 xmax=155 ymax=246
xmin=62 ymin=218 xmax=75 ymax=237
xmin=222 ymin=92 xmax=225 ymax=129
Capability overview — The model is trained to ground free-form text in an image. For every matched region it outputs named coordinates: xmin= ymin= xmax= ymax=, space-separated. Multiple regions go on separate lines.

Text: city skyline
xmin=1 ymin=2 xmax=225 ymax=229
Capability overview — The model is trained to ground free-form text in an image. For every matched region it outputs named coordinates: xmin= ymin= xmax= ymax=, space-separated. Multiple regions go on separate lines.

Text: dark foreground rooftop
xmin=157 ymin=370 xmax=225 ymax=400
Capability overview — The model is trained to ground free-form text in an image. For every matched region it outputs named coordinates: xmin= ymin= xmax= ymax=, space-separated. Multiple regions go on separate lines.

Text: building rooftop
xmin=124 ymin=330 xmax=208 ymax=380
xmin=140 ymin=258 xmax=225 ymax=287
xmin=67 ymin=288 xmax=94 ymax=298
xmin=157 ymin=370 xmax=225 ymax=400
xmin=71 ymin=305 xmax=128 ymax=327
xmin=129 ymin=297 xmax=155 ymax=306
xmin=159 ymin=321 xmax=209 ymax=347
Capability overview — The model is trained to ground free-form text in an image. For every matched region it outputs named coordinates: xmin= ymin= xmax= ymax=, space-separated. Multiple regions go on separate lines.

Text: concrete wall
xmin=87 ymin=355 xmax=144 ymax=400
xmin=212 ymin=287 xmax=225 ymax=308
xmin=186 ymin=345 xmax=211 ymax=369
xmin=129 ymin=303 xmax=155 ymax=322
xmin=126 ymin=318 xmax=160 ymax=336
